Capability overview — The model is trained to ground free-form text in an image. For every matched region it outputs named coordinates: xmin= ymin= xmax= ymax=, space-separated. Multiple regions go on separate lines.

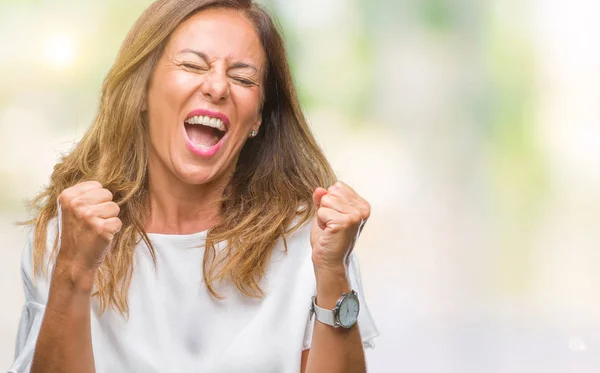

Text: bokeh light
xmin=44 ymin=33 xmax=76 ymax=69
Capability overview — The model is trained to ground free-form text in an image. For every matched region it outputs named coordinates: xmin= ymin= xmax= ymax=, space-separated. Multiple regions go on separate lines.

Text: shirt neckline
xmin=144 ymin=230 xmax=209 ymax=243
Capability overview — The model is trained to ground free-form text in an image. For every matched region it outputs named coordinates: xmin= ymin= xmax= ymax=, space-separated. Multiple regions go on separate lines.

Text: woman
xmin=9 ymin=1 xmax=378 ymax=372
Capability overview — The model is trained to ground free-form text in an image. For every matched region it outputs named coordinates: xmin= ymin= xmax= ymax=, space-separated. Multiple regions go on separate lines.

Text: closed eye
xmin=231 ymin=77 xmax=257 ymax=87
xmin=181 ymin=62 xmax=208 ymax=72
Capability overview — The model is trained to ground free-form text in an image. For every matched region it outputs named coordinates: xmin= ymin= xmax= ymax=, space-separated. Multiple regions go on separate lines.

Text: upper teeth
xmin=185 ymin=115 xmax=226 ymax=131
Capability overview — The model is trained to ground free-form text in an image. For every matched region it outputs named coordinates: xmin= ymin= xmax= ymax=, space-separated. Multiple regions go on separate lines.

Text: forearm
xmin=305 ymin=270 xmax=366 ymax=373
xmin=31 ymin=263 xmax=96 ymax=373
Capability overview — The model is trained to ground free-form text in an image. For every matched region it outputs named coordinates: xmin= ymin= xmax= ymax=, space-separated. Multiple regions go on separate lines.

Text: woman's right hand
xmin=56 ymin=181 xmax=122 ymax=281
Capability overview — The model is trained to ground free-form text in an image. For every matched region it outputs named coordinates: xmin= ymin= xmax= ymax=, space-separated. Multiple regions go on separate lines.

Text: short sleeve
xmin=302 ymin=252 xmax=379 ymax=350
xmin=8 ymin=228 xmax=52 ymax=373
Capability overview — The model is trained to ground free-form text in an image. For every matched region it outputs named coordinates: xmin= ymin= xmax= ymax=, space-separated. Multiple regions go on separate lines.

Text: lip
xmin=183 ymin=109 xmax=229 ymax=158
xmin=184 ymin=127 xmax=227 ymax=158
xmin=185 ymin=109 xmax=230 ymax=130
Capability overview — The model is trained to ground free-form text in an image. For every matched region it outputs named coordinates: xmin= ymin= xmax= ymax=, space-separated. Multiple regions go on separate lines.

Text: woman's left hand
xmin=310 ymin=181 xmax=370 ymax=275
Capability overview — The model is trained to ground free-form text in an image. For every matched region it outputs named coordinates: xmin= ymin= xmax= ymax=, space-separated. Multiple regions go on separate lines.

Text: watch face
xmin=338 ymin=293 xmax=360 ymax=328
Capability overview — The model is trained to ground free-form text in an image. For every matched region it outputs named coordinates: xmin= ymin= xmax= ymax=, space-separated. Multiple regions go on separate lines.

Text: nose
xmin=200 ymin=71 xmax=229 ymax=103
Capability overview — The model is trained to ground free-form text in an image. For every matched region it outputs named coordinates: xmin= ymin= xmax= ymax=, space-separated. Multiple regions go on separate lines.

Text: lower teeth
xmin=195 ymin=136 xmax=220 ymax=149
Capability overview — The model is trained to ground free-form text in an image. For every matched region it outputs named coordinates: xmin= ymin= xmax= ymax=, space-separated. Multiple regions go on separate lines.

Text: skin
xmin=144 ymin=7 xmax=265 ymax=234
xmin=30 ymin=8 xmax=370 ymax=373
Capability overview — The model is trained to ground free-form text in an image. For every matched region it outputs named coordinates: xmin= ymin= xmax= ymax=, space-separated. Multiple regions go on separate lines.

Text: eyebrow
xmin=179 ymin=49 xmax=258 ymax=72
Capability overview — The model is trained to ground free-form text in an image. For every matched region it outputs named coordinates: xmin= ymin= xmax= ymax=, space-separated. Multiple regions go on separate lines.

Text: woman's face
xmin=145 ymin=7 xmax=265 ymax=187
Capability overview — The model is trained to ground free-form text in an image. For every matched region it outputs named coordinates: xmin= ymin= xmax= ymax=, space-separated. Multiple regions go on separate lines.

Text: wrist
xmin=312 ymin=254 xmax=349 ymax=276
xmin=314 ymin=269 xmax=352 ymax=309
xmin=52 ymin=260 xmax=96 ymax=295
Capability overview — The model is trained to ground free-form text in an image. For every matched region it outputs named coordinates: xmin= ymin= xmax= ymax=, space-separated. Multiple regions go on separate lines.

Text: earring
xmin=250 ymin=130 xmax=257 ymax=138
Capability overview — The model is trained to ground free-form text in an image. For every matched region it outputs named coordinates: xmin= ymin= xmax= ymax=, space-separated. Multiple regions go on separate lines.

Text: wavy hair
xmin=27 ymin=0 xmax=336 ymax=315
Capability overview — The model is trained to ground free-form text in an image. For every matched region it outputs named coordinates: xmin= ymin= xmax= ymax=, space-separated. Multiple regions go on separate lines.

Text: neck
xmin=144 ymin=158 xmax=231 ymax=235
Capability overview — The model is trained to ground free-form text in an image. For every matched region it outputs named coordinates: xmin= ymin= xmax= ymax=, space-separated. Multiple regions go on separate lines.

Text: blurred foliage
xmin=482 ymin=6 xmax=547 ymax=296
xmin=418 ymin=0 xmax=454 ymax=31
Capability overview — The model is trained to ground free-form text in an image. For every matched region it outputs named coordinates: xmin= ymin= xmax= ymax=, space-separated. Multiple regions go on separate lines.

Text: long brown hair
xmin=28 ymin=0 xmax=335 ymax=315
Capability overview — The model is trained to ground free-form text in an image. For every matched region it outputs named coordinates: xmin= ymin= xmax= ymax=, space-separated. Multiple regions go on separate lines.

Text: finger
xmin=328 ymin=182 xmax=370 ymax=220
xmin=97 ymin=217 xmax=123 ymax=241
xmin=317 ymin=205 xmax=362 ymax=230
xmin=327 ymin=182 xmax=362 ymax=208
xmin=312 ymin=187 xmax=328 ymax=207
xmin=59 ymin=181 xmax=102 ymax=205
xmin=316 ymin=206 xmax=346 ymax=231
xmin=89 ymin=202 xmax=120 ymax=219
xmin=77 ymin=188 xmax=114 ymax=206
xmin=319 ymin=192 xmax=356 ymax=215
xmin=330 ymin=181 xmax=357 ymax=198
xmin=74 ymin=180 xmax=103 ymax=193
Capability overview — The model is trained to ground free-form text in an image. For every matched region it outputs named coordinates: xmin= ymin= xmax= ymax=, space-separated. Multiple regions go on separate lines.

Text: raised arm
xmin=31 ymin=262 xmax=97 ymax=373
xmin=302 ymin=271 xmax=366 ymax=373
xmin=303 ymin=182 xmax=371 ymax=373
xmin=31 ymin=181 xmax=121 ymax=373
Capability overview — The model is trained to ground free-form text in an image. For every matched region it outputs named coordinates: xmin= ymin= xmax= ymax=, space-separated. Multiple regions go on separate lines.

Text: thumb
xmin=312 ymin=187 xmax=328 ymax=231
xmin=312 ymin=187 xmax=328 ymax=208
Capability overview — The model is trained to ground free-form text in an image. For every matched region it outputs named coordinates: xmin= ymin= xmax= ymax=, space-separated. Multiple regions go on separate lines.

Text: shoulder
xmin=20 ymin=217 xmax=59 ymax=303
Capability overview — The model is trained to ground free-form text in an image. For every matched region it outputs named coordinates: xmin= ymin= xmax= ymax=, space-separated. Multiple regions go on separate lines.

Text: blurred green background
xmin=2 ymin=0 xmax=600 ymax=372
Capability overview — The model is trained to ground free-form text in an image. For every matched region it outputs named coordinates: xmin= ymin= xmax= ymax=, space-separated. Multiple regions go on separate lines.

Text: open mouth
xmin=184 ymin=115 xmax=227 ymax=149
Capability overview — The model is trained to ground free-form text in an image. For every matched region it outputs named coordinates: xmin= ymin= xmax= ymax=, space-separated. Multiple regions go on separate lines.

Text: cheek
xmin=150 ymin=73 xmax=192 ymax=117
xmin=231 ymin=86 xmax=262 ymax=125
xmin=147 ymin=71 xmax=198 ymax=140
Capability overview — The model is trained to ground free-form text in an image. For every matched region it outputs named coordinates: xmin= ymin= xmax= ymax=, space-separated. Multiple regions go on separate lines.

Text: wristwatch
xmin=310 ymin=290 xmax=360 ymax=329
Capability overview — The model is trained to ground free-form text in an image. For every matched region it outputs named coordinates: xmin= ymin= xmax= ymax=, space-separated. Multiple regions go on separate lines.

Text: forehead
xmin=167 ymin=7 xmax=265 ymax=68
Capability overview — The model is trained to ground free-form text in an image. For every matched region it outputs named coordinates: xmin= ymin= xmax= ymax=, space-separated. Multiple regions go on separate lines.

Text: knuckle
xmin=332 ymin=223 xmax=344 ymax=233
xmin=58 ymin=189 xmax=70 ymax=202
xmin=112 ymin=202 xmax=121 ymax=216
xmin=103 ymin=189 xmax=114 ymax=201
xmin=363 ymin=201 xmax=371 ymax=217
xmin=341 ymin=215 xmax=353 ymax=227
xmin=58 ymin=190 xmax=69 ymax=204
xmin=95 ymin=219 xmax=107 ymax=234
xmin=81 ymin=207 xmax=95 ymax=220
xmin=67 ymin=196 xmax=82 ymax=211
xmin=81 ymin=180 xmax=102 ymax=189
xmin=115 ymin=219 xmax=123 ymax=232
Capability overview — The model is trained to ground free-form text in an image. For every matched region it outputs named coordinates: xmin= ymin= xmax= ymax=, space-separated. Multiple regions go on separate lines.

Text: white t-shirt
xmin=9 ymin=220 xmax=378 ymax=373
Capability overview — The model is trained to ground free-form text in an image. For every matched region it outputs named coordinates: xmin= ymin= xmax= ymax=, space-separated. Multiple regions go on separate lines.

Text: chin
xmin=173 ymin=160 xmax=226 ymax=187
xmin=177 ymin=168 xmax=214 ymax=186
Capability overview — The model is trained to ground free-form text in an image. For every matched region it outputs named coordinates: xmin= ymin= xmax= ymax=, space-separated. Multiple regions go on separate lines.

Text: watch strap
xmin=311 ymin=296 xmax=337 ymax=327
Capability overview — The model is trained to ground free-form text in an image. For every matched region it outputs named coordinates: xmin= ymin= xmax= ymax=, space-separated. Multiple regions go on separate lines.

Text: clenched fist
xmin=56 ymin=181 xmax=122 ymax=274
xmin=310 ymin=181 xmax=370 ymax=274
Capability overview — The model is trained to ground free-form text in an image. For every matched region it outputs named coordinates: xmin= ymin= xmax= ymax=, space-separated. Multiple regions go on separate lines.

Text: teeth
xmin=185 ymin=115 xmax=226 ymax=131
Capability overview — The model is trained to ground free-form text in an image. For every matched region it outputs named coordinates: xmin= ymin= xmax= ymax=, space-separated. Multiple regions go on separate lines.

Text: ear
xmin=253 ymin=113 xmax=262 ymax=133
xmin=141 ymin=99 xmax=148 ymax=112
